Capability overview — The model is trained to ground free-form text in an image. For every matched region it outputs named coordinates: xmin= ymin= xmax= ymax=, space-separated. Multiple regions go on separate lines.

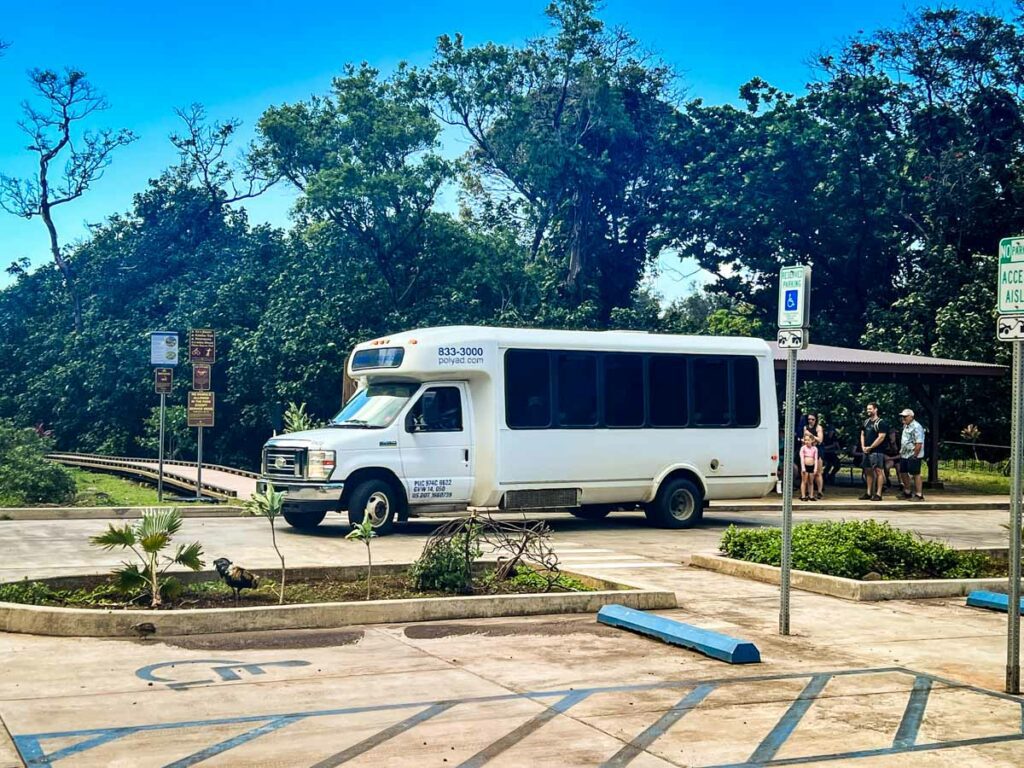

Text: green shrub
xmin=719 ymin=520 xmax=991 ymax=580
xmin=410 ymin=526 xmax=482 ymax=593
xmin=0 ymin=421 xmax=76 ymax=506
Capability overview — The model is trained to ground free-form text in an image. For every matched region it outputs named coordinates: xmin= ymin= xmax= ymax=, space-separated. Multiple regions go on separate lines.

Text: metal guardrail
xmin=46 ymin=453 xmax=248 ymax=500
xmin=47 ymin=451 xmax=259 ymax=479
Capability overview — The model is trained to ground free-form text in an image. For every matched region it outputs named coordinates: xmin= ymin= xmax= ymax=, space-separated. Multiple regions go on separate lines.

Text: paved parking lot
xmin=2 ymin=503 xmax=1023 ymax=766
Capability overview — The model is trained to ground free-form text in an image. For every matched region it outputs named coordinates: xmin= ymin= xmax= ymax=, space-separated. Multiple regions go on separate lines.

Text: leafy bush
xmin=0 ymin=580 xmax=121 ymax=607
xmin=488 ymin=569 xmax=592 ymax=593
xmin=720 ymin=520 xmax=991 ymax=580
xmin=0 ymin=420 xmax=76 ymax=506
xmin=410 ymin=525 xmax=482 ymax=593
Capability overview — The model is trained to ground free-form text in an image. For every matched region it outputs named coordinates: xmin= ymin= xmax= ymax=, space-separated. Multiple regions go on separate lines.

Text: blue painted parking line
xmin=892 ymin=675 xmax=932 ymax=749
xmin=747 ymin=674 xmax=831 ymax=764
xmin=11 ymin=667 xmax=1024 ymax=767
xmin=601 ymin=683 xmax=717 ymax=767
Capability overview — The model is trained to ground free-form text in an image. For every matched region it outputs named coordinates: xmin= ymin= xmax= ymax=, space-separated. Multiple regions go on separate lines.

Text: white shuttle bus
xmin=257 ymin=326 xmax=778 ymax=534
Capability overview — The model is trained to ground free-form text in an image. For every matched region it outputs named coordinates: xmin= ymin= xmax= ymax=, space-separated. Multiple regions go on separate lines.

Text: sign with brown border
xmin=189 ymin=329 xmax=216 ymax=364
xmin=192 ymin=363 xmax=211 ymax=391
xmin=154 ymin=368 xmax=173 ymax=394
xmin=187 ymin=391 xmax=215 ymax=428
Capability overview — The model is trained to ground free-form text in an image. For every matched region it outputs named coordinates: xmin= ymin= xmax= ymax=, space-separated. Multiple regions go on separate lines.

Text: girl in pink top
xmin=800 ymin=435 xmax=818 ymax=502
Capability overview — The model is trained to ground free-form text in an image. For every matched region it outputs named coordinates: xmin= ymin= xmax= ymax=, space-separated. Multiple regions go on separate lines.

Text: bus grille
xmin=263 ymin=447 xmax=305 ymax=479
xmin=502 ymin=488 xmax=580 ymax=510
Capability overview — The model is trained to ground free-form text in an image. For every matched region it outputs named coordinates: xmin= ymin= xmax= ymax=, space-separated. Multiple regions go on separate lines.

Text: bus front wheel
xmin=347 ymin=479 xmax=400 ymax=535
xmin=646 ymin=478 xmax=704 ymax=529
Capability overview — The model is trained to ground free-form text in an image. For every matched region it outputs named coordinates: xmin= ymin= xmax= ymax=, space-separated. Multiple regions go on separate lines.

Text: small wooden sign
xmin=187 ymin=391 xmax=215 ymax=428
xmin=189 ymin=329 xmax=216 ymax=364
xmin=154 ymin=368 xmax=173 ymax=394
xmin=192 ymin=363 xmax=211 ymax=391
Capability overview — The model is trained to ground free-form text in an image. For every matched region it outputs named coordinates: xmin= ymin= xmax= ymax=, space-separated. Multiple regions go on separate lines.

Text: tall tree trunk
xmin=39 ymin=177 xmax=82 ymax=333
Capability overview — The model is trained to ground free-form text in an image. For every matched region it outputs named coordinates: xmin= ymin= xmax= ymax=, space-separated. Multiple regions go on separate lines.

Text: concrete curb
xmin=690 ymin=552 xmax=1017 ymax=602
xmin=711 ymin=500 xmax=1005 ymax=513
xmin=0 ymin=505 xmax=243 ymax=521
xmin=0 ymin=565 xmax=676 ymax=638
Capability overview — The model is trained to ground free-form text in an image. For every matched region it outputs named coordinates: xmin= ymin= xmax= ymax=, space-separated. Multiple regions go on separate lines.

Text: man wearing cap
xmin=899 ymin=408 xmax=926 ymax=501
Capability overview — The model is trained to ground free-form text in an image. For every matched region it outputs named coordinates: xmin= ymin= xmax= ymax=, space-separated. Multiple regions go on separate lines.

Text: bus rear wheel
xmin=346 ymin=479 xmax=400 ymax=535
xmin=646 ymin=478 xmax=704 ymax=529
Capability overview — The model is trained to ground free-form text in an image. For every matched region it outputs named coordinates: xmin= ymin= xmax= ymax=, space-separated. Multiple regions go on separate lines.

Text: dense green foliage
xmin=719 ymin=520 xmax=992 ymax=580
xmin=1 ymin=2 xmax=1023 ymax=462
xmin=0 ymin=420 xmax=76 ymax=506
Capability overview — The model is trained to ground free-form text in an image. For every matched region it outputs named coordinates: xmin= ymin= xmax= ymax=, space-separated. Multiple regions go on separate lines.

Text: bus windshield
xmin=331 ymin=383 xmax=419 ymax=428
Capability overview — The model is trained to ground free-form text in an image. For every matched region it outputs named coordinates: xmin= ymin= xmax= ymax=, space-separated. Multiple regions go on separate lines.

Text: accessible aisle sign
xmin=999 ymin=237 xmax=1024 ymax=314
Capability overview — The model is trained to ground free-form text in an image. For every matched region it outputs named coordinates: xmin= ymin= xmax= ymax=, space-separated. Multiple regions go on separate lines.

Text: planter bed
xmin=691 ymin=552 xmax=1016 ymax=602
xmin=0 ymin=564 xmax=676 ymax=637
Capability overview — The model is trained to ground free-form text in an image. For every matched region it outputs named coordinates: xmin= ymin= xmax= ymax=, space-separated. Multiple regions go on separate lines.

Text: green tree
xmin=0 ymin=69 xmax=136 ymax=332
xmin=418 ymin=0 xmax=678 ymax=322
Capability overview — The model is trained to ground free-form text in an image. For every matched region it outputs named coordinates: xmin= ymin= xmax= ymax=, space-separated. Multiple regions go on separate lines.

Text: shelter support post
xmin=910 ymin=383 xmax=943 ymax=489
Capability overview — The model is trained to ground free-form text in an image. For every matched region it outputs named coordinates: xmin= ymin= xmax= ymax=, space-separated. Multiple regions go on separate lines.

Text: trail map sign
xmin=154 ymin=368 xmax=173 ymax=394
xmin=192 ymin=364 xmax=211 ymax=391
xmin=150 ymin=331 xmax=179 ymax=366
xmin=187 ymin=391 xmax=215 ymax=428
xmin=189 ymin=329 xmax=216 ymax=364
xmin=999 ymin=237 xmax=1024 ymax=314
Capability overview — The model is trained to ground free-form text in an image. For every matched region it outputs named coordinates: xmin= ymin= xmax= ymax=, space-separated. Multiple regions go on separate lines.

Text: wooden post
xmin=910 ymin=382 xmax=943 ymax=488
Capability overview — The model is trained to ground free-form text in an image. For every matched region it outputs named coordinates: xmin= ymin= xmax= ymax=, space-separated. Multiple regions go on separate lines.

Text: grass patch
xmin=68 ymin=468 xmax=205 ymax=506
xmin=720 ymin=519 xmax=999 ymax=580
xmin=0 ymin=568 xmax=597 ymax=609
xmin=938 ymin=463 xmax=1009 ymax=495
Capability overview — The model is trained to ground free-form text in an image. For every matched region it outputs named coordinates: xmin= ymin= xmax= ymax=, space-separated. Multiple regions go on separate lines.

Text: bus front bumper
xmin=256 ymin=480 xmax=345 ymax=513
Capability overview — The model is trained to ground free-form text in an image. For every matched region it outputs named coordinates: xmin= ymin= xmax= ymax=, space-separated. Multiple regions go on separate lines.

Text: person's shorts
xmin=802 ymin=463 xmax=816 ymax=473
xmin=862 ymin=452 xmax=885 ymax=469
xmin=899 ymin=457 xmax=922 ymax=475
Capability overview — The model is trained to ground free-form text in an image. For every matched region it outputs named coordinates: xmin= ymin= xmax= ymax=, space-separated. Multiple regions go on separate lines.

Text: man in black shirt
xmin=859 ymin=402 xmax=889 ymax=501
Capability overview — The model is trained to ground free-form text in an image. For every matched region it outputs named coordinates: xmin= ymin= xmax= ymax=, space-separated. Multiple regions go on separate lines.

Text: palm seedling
xmin=90 ymin=508 xmax=204 ymax=608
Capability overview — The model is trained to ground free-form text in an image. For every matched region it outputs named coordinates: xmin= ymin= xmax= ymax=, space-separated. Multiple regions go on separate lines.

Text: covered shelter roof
xmin=770 ymin=343 xmax=1005 ymax=383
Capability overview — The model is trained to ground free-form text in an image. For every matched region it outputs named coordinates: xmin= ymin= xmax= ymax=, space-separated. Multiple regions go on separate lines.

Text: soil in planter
xmin=0 ymin=569 xmax=597 ymax=610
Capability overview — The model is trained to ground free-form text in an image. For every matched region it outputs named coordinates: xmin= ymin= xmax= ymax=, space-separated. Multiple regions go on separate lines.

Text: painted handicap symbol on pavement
xmin=135 ymin=658 xmax=311 ymax=690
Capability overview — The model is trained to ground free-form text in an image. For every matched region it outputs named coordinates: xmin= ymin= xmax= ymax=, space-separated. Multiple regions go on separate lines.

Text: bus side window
xmin=408 ymin=387 xmax=463 ymax=432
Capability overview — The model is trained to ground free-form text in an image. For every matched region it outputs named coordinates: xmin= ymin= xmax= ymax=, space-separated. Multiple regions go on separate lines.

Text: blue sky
xmin=0 ymin=1 xmax=1016 ymax=297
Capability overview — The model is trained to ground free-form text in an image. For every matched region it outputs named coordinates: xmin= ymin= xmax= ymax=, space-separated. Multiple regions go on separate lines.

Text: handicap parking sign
xmin=778 ymin=266 xmax=811 ymax=329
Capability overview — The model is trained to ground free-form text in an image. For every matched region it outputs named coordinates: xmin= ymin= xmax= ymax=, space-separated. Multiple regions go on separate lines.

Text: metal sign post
xmin=999 ymin=235 xmax=1024 ymax=693
xmin=777 ymin=265 xmax=811 ymax=636
xmin=1010 ymin=340 xmax=1023 ymax=693
xmin=196 ymin=426 xmax=203 ymax=501
xmin=150 ymin=335 xmax=177 ymax=504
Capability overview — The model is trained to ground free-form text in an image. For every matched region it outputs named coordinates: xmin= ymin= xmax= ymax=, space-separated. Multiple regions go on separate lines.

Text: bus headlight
xmin=307 ymin=450 xmax=336 ymax=480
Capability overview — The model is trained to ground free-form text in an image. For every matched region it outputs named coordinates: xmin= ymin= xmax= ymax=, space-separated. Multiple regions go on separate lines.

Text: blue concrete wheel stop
xmin=966 ymin=590 xmax=1024 ymax=614
xmin=597 ymin=604 xmax=761 ymax=664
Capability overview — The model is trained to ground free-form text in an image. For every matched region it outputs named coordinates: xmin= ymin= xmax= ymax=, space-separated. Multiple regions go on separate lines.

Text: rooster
xmin=213 ymin=558 xmax=260 ymax=605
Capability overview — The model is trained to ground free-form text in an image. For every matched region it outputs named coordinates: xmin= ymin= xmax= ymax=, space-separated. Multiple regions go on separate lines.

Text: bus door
xmin=399 ymin=383 xmax=474 ymax=505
